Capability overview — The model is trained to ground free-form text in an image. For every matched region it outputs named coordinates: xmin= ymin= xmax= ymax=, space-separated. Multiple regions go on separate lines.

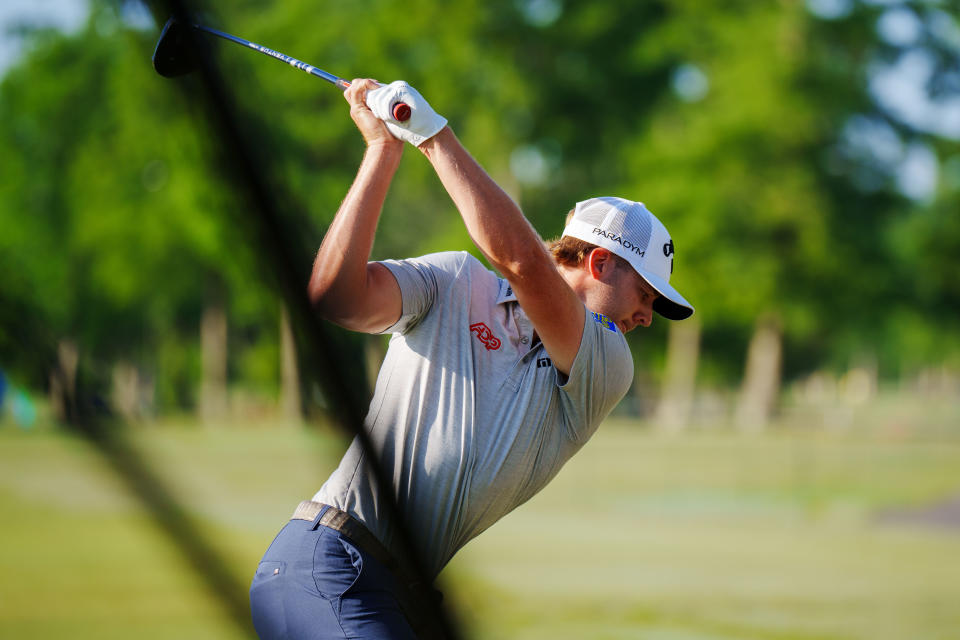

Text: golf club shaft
xmin=194 ymin=24 xmax=411 ymax=121
xmin=195 ymin=24 xmax=348 ymax=88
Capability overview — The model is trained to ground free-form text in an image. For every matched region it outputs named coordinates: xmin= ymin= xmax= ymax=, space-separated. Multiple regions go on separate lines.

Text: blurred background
xmin=1 ymin=0 xmax=959 ymax=638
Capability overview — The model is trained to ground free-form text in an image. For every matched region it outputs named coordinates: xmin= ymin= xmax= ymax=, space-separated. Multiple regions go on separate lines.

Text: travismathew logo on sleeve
xmin=470 ymin=322 xmax=501 ymax=351
xmin=590 ymin=312 xmax=618 ymax=333
xmin=593 ymin=228 xmax=645 ymax=257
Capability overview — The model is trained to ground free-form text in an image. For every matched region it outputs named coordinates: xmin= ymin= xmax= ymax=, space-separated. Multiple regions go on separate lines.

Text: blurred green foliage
xmin=0 ymin=0 xmax=958 ymax=414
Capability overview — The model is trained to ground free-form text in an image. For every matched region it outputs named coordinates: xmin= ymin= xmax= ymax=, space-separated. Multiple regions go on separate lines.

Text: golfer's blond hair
xmin=547 ymin=208 xmax=630 ymax=270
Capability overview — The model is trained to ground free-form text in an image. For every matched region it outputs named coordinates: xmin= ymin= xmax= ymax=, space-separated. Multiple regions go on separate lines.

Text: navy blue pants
xmin=249 ymin=509 xmax=417 ymax=639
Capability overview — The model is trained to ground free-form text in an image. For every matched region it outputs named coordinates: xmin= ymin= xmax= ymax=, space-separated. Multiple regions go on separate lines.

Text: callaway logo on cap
xmin=561 ymin=197 xmax=694 ymax=320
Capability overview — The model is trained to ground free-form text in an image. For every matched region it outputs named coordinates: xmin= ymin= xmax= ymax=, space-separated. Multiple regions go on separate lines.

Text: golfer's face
xmin=617 ymin=270 xmax=658 ymax=333
xmin=588 ymin=261 xmax=658 ymax=333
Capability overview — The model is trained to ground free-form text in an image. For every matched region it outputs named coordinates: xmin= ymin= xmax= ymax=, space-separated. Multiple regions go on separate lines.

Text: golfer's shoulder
xmin=380 ymin=251 xmax=489 ymax=296
xmin=389 ymin=250 xmax=471 ymax=270
xmin=583 ymin=311 xmax=634 ymax=379
xmin=400 ymin=250 xmax=491 ymax=280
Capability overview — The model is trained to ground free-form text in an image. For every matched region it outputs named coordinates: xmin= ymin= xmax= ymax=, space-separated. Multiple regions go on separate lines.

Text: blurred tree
xmin=805 ymin=0 xmax=960 ymax=380
xmin=2 ymin=0 xmax=957 ymax=427
xmin=0 ymin=1 xmax=283 ymax=418
xmin=593 ymin=1 xmax=835 ymax=429
xmin=0 ymin=15 xmax=116 ymax=409
xmin=613 ymin=0 xmax=959 ymax=427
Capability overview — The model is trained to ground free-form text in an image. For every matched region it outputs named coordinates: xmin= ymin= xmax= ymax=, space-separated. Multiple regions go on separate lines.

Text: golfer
xmin=249 ymin=79 xmax=694 ymax=639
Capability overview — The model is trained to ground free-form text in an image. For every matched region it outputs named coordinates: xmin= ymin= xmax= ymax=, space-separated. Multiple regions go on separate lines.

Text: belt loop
xmin=310 ymin=504 xmax=331 ymax=530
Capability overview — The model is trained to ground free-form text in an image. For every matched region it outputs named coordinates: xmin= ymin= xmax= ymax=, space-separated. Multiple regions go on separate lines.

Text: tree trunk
xmin=49 ymin=339 xmax=78 ymax=423
xmin=112 ymin=360 xmax=140 ymax=422
xmin=279 ymin=304 xmax=302 ymax=422
xmin=200 ymin=303 xmax=228 ymax=424
xmin=735 ymin=314 xmax=782 ymax=433
xmin=655 ymin=317 xmax=701 ymax=433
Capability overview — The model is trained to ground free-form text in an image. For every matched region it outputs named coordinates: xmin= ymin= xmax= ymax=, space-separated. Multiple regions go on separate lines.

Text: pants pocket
xmin=313 ymin=531 xmax=363 ymax=599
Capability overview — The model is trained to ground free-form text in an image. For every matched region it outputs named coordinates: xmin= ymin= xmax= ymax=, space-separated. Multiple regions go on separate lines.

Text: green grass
xmin=1 ymin=415 xmax=959 ymax=639
xmin=447 ymin=421 xmax=960 ymax=640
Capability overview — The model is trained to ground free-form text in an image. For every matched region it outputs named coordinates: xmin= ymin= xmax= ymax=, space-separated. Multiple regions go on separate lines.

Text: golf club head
xmin=153 ymin=18 xmax=201 ymax=78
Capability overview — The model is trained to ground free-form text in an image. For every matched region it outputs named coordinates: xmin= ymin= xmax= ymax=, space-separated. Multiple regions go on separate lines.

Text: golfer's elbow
xmin=310 ymin=296 xmax=387 ymax=334
xmin=309 ymin=282 xmax=358 ymax=328
xmin=307 ymin=270 xmax=344 ymax=319
xmin=308 ymin=263 xmax=398 ymax=333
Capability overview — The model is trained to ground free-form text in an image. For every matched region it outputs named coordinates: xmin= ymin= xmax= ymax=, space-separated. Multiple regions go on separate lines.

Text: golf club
xmin=152 ymin=18 xmax=412 ymax=122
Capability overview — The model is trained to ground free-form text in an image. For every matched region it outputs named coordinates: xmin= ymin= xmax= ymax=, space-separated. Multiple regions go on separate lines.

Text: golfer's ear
xmin=585 ymin=248 xmax=615 ymax=280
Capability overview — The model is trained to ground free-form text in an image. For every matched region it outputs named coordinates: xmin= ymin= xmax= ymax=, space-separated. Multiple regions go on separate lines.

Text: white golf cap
xmin=562 ymin=197 xmax=694 ymax=320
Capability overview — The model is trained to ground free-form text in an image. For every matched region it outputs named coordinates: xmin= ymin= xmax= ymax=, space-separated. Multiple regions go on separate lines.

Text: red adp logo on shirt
xmin=469 ymin=322 xmax=501 ymax=351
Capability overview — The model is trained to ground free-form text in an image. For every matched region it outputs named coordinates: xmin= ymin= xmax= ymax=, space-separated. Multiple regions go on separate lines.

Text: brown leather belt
xmin=291 ymin=501 xmax=446 ymax=639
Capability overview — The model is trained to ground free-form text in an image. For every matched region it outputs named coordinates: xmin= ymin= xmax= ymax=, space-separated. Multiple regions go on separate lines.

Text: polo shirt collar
xmin=496 ymin=278 xmax=517 ymax=304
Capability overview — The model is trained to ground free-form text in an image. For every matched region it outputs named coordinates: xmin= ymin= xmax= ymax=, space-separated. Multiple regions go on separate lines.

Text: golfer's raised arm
xmin=308 ymin=79 xmax=404 ymax=334
xmin=419 ymin=128 xmax=586 ymax=374
xmin=364 ymin=80 xmax=587 ymax=372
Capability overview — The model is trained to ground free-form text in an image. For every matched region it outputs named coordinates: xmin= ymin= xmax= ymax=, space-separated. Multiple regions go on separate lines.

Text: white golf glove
xmin=366 ymin=81 xmax=447 ymax=147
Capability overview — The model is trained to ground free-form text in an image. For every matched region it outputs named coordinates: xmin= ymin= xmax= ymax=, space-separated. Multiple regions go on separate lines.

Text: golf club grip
xmin=339 ymin=80 xmax=411 ymax=122
xmin=391 ymin=103 xmax=412 ymax=122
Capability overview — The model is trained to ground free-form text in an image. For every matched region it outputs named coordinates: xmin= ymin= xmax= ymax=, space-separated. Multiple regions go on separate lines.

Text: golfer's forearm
xmin=420 ymin=127 xmax=546 ymax=278
xmin=309 ymin=143 xmax=402 ymax=314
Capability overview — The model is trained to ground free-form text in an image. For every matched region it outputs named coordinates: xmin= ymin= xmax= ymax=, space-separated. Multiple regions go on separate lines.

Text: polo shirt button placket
xmin=513 ymin=307 xmax=531 ymax=347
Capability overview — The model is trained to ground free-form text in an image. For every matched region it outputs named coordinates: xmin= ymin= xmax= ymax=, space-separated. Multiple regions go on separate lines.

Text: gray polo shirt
xmin=314 ymin=251 xmax=633 ymax=578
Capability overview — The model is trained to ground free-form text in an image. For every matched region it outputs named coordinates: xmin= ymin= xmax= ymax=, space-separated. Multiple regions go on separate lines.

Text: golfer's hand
xmin=366 ymin=80 xmax=448 ymax=147
xmin=345 ymin=79 xmax=402 ymax=149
